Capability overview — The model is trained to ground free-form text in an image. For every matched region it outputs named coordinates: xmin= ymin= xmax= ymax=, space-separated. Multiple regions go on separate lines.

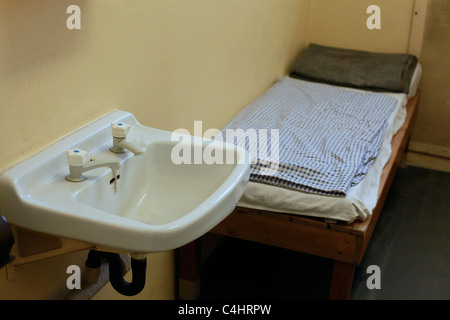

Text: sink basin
xmin=0 ymin=111 xmax=250 ymax=253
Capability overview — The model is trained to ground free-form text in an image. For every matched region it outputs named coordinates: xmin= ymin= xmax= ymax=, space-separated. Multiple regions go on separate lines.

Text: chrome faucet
xmin=65 ymin=149 xmax=122 ymax=182
xmin=109 ymin=122 xmax=144 ymax=155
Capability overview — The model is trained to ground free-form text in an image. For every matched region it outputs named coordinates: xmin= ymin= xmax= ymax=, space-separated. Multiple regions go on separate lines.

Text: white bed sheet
xmin=236 ymin=63 xmax=421 ymax=223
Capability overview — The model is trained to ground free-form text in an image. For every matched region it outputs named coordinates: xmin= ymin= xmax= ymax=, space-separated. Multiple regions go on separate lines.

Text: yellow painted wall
xmin=308 ymin=0 xmax=415 ymax=52
xmin=406 ymin=0 xmax=450 ymax=171
xmin=0 ymin=0 xmax=310 ymax=299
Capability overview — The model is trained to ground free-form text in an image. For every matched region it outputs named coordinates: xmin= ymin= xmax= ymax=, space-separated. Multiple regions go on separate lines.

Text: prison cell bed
xmin=178 ymin=44 xmax=422 ymax=300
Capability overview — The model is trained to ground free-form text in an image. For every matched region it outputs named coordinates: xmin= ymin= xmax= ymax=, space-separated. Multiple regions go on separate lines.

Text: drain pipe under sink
xmin=85 ymin=250 xmax=147 ymax=296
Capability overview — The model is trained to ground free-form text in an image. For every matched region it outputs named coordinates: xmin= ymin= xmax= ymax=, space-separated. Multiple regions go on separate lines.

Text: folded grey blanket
xmin=290 ymin=43 xmax=418 ymax=94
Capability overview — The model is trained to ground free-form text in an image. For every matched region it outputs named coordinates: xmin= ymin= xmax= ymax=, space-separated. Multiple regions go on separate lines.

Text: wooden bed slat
xmin=211 ymin=208 xmax=358 ymax=263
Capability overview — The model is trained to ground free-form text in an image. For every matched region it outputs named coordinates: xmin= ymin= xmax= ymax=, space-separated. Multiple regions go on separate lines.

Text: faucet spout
xmin=110 ymin=137 xmax=144 ymax=155
xmin=66 ymin=159 xmax=122 ymax=182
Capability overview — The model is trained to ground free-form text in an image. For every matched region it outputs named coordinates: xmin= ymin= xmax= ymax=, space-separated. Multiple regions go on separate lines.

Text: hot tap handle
xmin=111 ymin=122 xmax=130 ymax=138
xmin=66 ymin=149 xmax=88 ymax=167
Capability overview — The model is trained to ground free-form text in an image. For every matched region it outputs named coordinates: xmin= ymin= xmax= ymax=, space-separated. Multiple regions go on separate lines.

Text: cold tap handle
xmin=66 ymin=149 xmax=88 ymax=167
xmin=111 ymin=122 xmax=130 ymax=139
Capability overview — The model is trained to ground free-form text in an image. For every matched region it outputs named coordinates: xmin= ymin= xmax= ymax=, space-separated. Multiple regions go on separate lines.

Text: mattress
xmin=235 ymin=64 xmax=421 ymax=223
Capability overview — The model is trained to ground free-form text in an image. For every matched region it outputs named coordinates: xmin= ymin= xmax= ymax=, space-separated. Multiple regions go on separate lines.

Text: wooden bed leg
xmin=177 ymin=239 xmax=202 ymax=300
xmin=329 ymin=260 xmax=356 ymax=300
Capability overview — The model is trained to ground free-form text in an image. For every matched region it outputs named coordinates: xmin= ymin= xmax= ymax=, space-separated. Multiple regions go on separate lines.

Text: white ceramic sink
xmin=0 ymin=111 xmax=250 ymax=253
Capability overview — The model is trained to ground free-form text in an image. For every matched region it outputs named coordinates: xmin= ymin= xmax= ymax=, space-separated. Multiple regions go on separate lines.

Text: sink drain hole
xmin=110 ymin=174 xmax=120 ymax=184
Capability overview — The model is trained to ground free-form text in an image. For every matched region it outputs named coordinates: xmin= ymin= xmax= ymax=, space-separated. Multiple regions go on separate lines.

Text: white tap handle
xmin=111 ymin=122 xmax=130 ymax=138
xmin=66 ymin=149 xmax=88 ymax=167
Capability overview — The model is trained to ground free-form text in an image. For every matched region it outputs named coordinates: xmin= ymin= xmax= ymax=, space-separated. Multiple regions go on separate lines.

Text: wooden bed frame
xmin=178 ymin=92 xmax=420 ymax=300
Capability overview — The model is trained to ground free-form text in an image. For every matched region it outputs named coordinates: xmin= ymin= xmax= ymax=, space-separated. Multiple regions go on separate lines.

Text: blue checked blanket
xmin=220 ymin=77 xmax=397 ymax=197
